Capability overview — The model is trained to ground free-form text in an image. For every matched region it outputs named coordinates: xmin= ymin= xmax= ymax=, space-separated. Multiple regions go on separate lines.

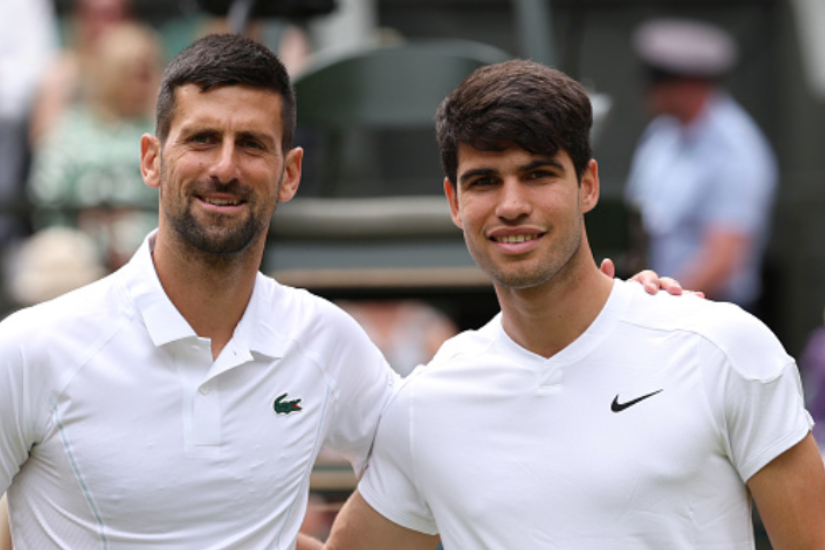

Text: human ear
xmin=140 ymin=134 xmax=162 ymax=189
xmin=278 ymin=147 xmax=304 ymax=203
xmin=443 ymin=178 xmax=463 ymax=229
xmin=580 ymin=159 xmax=600 ymax=214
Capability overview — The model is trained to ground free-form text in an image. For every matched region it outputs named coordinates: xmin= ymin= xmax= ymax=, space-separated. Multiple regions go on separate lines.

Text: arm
xmin=677 ymin=228 xmax=749 ymax=300
xmin=748 ymin=433 xmax=825 ymax=549
xmin=325 ymin=490 xmax=440 ymax=550
xmin=296 ymin=533 xmax=323 ymax=550
xmin=0 ymin=493 xmax=10 ymax=550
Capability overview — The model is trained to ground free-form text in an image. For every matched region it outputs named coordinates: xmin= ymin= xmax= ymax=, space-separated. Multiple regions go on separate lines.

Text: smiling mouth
xmin=200 ymin=197 xmax=243 ymax=207
xmin=492 ymin=234 xmax=542 ymax=244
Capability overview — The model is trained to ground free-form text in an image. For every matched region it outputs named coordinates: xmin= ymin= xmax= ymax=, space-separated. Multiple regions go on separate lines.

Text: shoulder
xmin=638 ymin=115 xmax=679 ymax=145
xmin=258 ymin=277 xmax=367 ymax=339
xmin=3 ymin=272 xmax=126 ymax=337
xmin=0 ymin=272 xmax=132 ymax=377
xmin=255 ymin=276 xmax=388 ymax=372
xmin=391 ymin=318 xmax=499 ymax=396
xmin=629 ymin=116 xmax=680 ymax=174
xmin=616 ymin=281 xmax=791 ymax=380
xmin=704 ymin=96 xmax=776 ymax=162
xmin=427 ymin=317 xmax=498 ymax=369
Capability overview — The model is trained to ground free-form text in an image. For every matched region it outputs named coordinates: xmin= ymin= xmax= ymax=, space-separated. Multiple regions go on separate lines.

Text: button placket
xmin=176 ymin=338 xmax=223 ymax=448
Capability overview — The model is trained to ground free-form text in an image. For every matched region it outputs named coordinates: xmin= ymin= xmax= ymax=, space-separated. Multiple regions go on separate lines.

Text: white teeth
xmin=497 ymin=234 xmax=537 ymax=243
xmin=204 ymin=198 xmax=241 ymax=206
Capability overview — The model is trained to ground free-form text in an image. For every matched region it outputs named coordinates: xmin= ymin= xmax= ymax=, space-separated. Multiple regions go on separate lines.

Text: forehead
xmin=456 ymin=143 xmax=572 ymax=172
xmin=170 ymin=84 xmax=284 ymax=139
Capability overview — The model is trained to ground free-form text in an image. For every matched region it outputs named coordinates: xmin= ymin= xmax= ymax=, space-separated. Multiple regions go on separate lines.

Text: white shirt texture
xmin=0 ymin=232 xmax=396 ymax=549
xmin=625 ymin=93 xmax=777 ymax=307
xmin=359 ymin=279 xmax=812 ymax=549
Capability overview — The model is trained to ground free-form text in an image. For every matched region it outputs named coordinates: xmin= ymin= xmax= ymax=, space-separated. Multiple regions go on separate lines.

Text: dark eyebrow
xmin=183 ymin=127 xmax=218 ymax=138
xmin=520 ymin=158 xmax=565 ymax=173
xmin=237 ymin=131 xmax=276 ymax=148
xmin=457 ymin=157 xmax=566 ymax=186
xmin=458 ymin=168 xmax=497 ymax=186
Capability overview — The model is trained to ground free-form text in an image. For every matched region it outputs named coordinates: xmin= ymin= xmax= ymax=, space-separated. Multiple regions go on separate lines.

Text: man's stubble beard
xmin=159 ymin=158 xmax=282 ymax=263
xmin=466 ymin=219 xmax=584 ymax=291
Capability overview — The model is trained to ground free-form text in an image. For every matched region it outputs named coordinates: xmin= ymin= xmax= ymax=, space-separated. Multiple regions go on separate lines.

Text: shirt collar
xmin=681 ymin=90 xmax=727 ymax=139
xmin=234 ymin=272 xmax=289 ymax=359
xmin=120 ymin=230 xmax=287 ymax=359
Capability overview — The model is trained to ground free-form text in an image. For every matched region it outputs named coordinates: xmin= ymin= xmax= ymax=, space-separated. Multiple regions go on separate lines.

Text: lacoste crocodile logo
xmin=273 ymin=393 xmax=303 ymax=415
xmin=611 ymin=389 xmax=663 ymax=413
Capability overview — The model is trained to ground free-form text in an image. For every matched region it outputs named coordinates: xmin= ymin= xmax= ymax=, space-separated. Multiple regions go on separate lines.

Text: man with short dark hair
xmin=0 ymin=34 xmax=686 ymax=549
xmin=320 ymin=59 xmax=825 ymax=550
xmin=0 ymin=34 xmax=396 ymax=549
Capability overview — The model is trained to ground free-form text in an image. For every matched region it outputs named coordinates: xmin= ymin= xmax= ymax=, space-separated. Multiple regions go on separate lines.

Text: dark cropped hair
xmin=155 ymin=33 xmax=296 ymax=151
xmin=436 ymin=59 xmax=593 ymax=185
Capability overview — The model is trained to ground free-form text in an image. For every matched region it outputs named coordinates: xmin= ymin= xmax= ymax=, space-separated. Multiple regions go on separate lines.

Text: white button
xmin=199 ymin=384 xmax=211 ymax=395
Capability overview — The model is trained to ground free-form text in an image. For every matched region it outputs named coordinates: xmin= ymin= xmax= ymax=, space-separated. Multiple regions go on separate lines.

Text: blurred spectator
xmin=337 ymin=299 xmax=458 ymax=376
xmin=255 ymin=22 xmax=313 ymax=76
xmin=27 ymin=22 xmax=162 ymax=272
xmin=29 ymin=0 xmax=133 ymax=145
xmin=159 ymin=1 xmax=314 ymax=75
xmin=308 ymin=0 xmax=379 ymax=55
xmin=8 ymin=226 xmax=106 ymax=307
xmin=625 ymin=18 xmax=777 ymax=310
xmin=0 ymin=0 xmax=57 ymax=247
xmin=210 ymin=18 xmax=313 ymax=76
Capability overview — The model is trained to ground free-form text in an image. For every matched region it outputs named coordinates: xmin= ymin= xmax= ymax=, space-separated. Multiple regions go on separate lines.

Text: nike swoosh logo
xmin=611 ymin=389 xmax=663 ymax=413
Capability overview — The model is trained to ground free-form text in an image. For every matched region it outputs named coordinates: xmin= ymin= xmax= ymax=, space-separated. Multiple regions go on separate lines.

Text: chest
xmin=26 ymin=334 xmax=331 ymax=525
xmin=411 ymin=346 xmax=742 ymax=536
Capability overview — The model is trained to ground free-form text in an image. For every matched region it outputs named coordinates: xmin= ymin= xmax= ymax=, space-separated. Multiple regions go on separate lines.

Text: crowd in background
xmin=2 ymin=1 xmax=825 ymax=545
xmin=0 ymin=0 xmax=385 ymax=311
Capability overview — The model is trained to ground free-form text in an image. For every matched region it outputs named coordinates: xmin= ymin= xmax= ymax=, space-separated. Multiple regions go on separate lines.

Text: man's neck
xmin=676 ymin=85 xmax=715 ymax=126
xmin=151 ymin=231 xmax=263 ymax=359
xmin=496 ymin=257 xmax=614 ymax=359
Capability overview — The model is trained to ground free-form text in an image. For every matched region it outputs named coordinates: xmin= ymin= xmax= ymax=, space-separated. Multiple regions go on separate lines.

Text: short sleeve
xmin=0 ymin=310 xmax=46 ymax=493
xmin=726 ymin=359 xmax=811 ymax=482
xmin=703 ymin=160 xmax=775 ymax=234
xmin=321 ymin=308 xmax=398 ymax=477
xmin=699 ymin=313 xmax=813 ymax=482
xmin=358 ymin=380 xmax=438 ymax=535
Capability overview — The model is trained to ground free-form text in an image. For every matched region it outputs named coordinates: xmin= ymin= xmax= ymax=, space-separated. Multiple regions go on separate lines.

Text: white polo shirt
xmin=360 ymin=280 xmax=812 ymax=549
xmin=0 ymin=232 xmax=396 ymax=549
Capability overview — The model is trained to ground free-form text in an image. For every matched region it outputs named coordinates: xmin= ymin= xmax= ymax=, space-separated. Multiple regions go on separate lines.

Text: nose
xmin=208 ymin=140 xmax=239 ymax=184
xmin=495 ymin=178 xmax=531 ymax=221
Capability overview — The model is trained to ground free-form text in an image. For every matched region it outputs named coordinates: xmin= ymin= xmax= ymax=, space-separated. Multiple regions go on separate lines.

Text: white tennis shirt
xmin=360 ymin=279 xmax=812 ymax=549
xmin=0 ymin=231 xmax=396 ymax=549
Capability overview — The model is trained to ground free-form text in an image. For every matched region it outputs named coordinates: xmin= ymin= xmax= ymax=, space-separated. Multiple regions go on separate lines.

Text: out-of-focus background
xmin=5 ymin=0 xmax=823 ymax=353
xmin=3 ymin=0 xmax=825 ymax=545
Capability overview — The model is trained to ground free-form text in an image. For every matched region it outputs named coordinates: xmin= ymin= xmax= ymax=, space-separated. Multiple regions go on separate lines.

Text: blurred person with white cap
xmin=625 ymin=18 xmax=778 ymax=311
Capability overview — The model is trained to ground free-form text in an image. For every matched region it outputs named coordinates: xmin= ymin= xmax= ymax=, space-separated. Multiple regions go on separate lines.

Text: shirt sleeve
xmin=0 ymin=310 xmax=46 ymax=494
xmin=358 ymin=377 xmax=439 ymax=535
xmin=321 ymin=306 xmax=399 ymax=477
xmin=703 ymin=161 xmax=776 ymax=236
xmin=699 ymin=309 xmax=813 ymax=482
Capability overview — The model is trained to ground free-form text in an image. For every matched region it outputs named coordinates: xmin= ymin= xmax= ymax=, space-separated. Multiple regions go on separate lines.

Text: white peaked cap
xmin=633 ymin=18 xmax=738 ymax=77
